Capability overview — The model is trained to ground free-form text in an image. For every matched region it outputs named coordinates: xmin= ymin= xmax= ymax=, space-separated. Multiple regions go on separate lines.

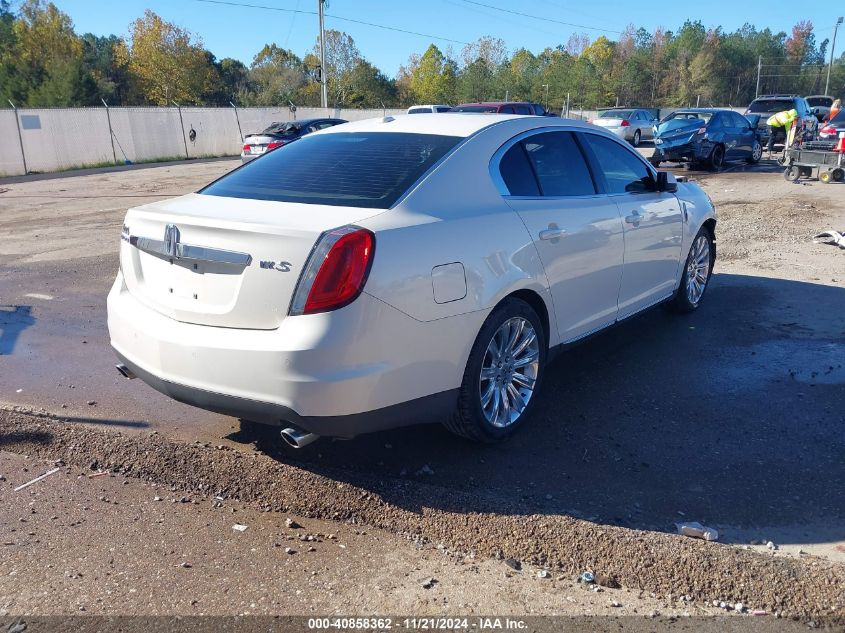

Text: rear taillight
xmin=289 ymin=226 xmax=375 ymax=316
xmin=242 ymin=144 xmax=250 ymax=152
xmin=267 ymin=140 xmax=286 ymax=150
xmin=587 ymin=118 xmax=593 ymax=123
xmin=620 ymin=119 xmax=630 ymax=127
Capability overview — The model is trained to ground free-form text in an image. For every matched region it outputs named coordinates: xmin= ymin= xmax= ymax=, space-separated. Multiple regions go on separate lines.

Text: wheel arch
xmin=701 ymin=218 xmax=717 ymax=259
xmin=501 ymin=288 xmax=551 ymax=351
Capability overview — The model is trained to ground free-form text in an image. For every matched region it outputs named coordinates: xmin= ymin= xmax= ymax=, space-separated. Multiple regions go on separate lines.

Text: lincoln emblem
xmin=163 ymin=224 xmax=180 ymax=258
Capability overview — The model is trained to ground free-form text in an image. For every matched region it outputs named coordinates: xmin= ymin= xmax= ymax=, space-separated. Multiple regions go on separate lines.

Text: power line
xmin=193 ymin=0 xmax=469 ymax=45
xmin=454 ymin=0 xmax=623 ymax=34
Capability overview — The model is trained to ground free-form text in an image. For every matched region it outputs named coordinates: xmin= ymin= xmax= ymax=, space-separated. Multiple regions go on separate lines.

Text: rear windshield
xmin=664 ymin=111 xmax=713 ymax=123
xmin=748 ymin=99 xmax=793 ymax=113
xmin=407 ymin=107 xmax=430 ymax=114
xmin=260 ymin=122 xmax=299 ymax=136
xmin=201 ymin=132 xmax=462 ymax=209
xmin=806 ymin=97 xmax=833 ymax=107
xmin=600 ymin=109 xmax=633 ymax=119
xmin=450 ymin=105 xmax=498 ymax=113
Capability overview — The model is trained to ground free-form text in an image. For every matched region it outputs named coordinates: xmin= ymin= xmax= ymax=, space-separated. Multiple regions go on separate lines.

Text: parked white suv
xmin=108 ymin=115 xmax=716 ymax=446
xmin=407 ymin=105 xmax=451 ymax=114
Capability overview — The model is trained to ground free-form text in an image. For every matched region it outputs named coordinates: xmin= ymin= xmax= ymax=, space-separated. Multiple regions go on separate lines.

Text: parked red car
xmin=449 ymin=102 xmax=554 ymax=116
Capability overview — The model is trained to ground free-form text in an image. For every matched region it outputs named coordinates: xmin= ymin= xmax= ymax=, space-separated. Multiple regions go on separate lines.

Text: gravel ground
xmin=1 ymin=156 xmax=844 ymax=622
xmin=1 ymin=411 xmax=842 ymax=622
xmin=3 ymin=449 xmax=713 ymax=617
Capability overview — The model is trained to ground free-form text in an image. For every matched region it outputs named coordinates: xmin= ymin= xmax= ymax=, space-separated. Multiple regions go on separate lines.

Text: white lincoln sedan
xmin=108 ymin=114 xmax=716 ymax=447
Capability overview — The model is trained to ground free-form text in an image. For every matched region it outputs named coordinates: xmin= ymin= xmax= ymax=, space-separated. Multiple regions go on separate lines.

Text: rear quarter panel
xmin=358 ymin=121 xmax=559 ymax=344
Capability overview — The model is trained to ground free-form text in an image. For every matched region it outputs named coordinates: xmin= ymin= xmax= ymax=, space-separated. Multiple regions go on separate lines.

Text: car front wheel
xmin=445 ymin=297 xmax=546 ymax=442
xmin=748 ymin=139 xmax=762 ymax=163
xmin=668 ymin=227 xmax=714 ymax=313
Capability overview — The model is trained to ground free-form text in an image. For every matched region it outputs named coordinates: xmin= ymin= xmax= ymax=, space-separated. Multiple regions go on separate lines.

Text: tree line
xmin=1 ymin=0 xmax=843 ymax=111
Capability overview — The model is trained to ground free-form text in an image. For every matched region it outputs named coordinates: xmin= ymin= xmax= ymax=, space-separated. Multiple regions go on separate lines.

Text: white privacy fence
xmin=0 ymin=105 xmax=406 ymax=177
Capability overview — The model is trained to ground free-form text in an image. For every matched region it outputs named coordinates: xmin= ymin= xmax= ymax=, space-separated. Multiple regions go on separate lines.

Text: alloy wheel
xmin=751 ymin=141 xmax=762 ymax=162
xmin=686 ymin=235 xmax=711 ymax=306
xmin=479 ymin=317 xmax=540 ymax=428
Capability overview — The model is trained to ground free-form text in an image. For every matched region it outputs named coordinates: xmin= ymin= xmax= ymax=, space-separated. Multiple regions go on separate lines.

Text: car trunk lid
xmin=592 ymin=117 xmax=625 ymax=129
xmin=120 ymin=193 xmax=379 ymax=330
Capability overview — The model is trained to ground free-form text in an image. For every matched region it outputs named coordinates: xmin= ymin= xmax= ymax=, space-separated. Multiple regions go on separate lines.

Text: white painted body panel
xmin=612 ymin=191 xmax=684 ymax=318
xmin=107 ymin=114 xmax=716 ymax=432
xmin=506 ymin=195 xmax=624 ymax=342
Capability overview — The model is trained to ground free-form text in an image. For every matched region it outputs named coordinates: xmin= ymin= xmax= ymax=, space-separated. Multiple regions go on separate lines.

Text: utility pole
xmin=755 ymin=56 xmax=762 ymax=98
xmin=318 ymin=0 xmax=328 ymax=109
xmin=825 ymin=17 xmax=843 ymax=97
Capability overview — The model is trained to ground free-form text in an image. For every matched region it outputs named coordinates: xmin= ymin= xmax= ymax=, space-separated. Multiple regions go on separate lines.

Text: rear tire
xmin=667 ymin=227 xmax=714 ymax=313
xmin=631 ymin=130 xmax=641 ymax=147
xmin=444 ymin=297 xmax=546 ymax=442
xmin=708 ymin=144 xmax=725 ymax=171
xmin=832 ymin=168 xmax=844 ymax=182
xmin=783 ymin=166 xmax=801 ymax=182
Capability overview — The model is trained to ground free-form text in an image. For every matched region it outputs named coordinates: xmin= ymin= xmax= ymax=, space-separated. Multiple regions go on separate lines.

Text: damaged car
xmin=651 ymin=108 xmax=763 ymax=170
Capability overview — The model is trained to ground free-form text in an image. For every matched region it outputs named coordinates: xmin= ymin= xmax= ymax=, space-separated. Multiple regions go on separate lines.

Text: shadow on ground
xmin=238 ymin=273 xmax=845 ymax=541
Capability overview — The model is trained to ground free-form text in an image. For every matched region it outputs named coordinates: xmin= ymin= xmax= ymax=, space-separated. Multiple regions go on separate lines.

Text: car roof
xmin=315 ymin=113 xmax=591 ymax=138
xmin=669 ymin=108 xmax=726 ymax=114
xmin=456 ymin=101 xmax=536 ymax=106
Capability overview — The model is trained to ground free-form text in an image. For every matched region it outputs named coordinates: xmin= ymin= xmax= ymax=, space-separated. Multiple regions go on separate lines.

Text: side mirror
xmin=656 ymin=171 xmax=677 ymax=193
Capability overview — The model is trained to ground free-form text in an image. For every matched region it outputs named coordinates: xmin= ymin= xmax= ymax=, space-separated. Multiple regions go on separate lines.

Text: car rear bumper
xmin=240 ymin=154 xmax=257 ymax=164
xmin=114 ymin=350 xmax=457 ymax=436
xmin=107 ymin=273 xmax=480 ymax=436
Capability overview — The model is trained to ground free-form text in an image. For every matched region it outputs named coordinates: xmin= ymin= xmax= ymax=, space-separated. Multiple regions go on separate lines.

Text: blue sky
xmin=39 ymin=0 xmax=844 ymax=76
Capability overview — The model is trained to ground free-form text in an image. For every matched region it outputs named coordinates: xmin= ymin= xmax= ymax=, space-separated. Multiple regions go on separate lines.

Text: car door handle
xmin=625 ymin=211 xmax=642 ymax=225
xmin=539 ymin=228 xmax=567 ymax=240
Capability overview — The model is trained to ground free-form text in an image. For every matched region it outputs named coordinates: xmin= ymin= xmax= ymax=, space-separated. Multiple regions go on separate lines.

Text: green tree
xmin=345 ymin=60 xmax=397 ymax=108
xmin=409 ymin=44 xmax=453 ymax=104
xmin=116 ymin=10 xmax=216 ymax=105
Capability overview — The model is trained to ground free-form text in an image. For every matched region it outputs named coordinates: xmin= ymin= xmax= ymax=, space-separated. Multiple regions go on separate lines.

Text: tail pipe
xmin=280 ymin=427 xmax=319 ymax=449
xmin=116 ymin=363 xmax=136 ymax=379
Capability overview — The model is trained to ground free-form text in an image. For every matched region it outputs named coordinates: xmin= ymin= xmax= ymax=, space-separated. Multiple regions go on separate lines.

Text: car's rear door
xmin=729 ymin=111 xmax=755 ymax=156
xmin=578 ymin=131 xmax=683 ymax=319
xmin=495 ymin=130 xmax=624 ymax=342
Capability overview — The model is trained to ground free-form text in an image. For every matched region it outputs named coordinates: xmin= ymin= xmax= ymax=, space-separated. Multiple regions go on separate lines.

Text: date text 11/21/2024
xmin=306 ymin=617 xmax=528 ymax=630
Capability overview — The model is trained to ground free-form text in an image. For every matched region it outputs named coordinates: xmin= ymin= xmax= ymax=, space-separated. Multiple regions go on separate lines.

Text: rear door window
xmin=202 ymin=132 xmax=461 ymax=209
xmin=581 ymin=133 xmax=653 ymax=194
xmin=521 ymin=131 xmax=596 ymax=196
xmin=499 ymin=143 xmax=540 ymax=196
xmin=514 ymin=105 xmax=531 ymax=115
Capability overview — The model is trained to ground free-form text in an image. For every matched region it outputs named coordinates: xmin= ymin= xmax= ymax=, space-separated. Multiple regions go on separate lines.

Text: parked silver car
xmin=590 ymin=108 xmax=657 ymax=146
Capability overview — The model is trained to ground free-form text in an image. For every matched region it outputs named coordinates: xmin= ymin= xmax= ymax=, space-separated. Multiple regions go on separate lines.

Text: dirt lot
xmin=1 ymin=156 xmax=844 ymax=622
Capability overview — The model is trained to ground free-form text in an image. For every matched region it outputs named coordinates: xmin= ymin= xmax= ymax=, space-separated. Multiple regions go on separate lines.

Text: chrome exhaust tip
xmin=115 ymin=363 xmax=136 ymax=379
xmin=280 ymin=427 xmax=319 ymax=449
